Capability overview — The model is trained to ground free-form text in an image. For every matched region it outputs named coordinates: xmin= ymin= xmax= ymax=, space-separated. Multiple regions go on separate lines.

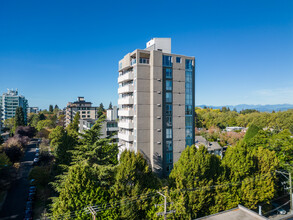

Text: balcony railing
xmin=118 ymin=109 xmax=134 ymax=117
xmin=118 ymin=132 xmax=134 ymax=142
xmin=118 ymin=71 xmax=134 ymax=83
xmin=118 ymin=96 xmax=134 ymax=105
xmin=118 ymin=84 xmax=134 ymax=94
xmin=118 ymin=120 xmax=134 ymax=129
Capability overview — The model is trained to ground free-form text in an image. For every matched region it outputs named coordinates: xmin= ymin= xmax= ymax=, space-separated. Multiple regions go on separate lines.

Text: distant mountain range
xmin=196 ymin=104 xmax=293 ymax=112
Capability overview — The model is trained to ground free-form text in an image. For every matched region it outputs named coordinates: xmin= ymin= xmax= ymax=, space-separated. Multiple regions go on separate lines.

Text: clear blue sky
xmin=0 ymin=0 xmax=292 ymax=109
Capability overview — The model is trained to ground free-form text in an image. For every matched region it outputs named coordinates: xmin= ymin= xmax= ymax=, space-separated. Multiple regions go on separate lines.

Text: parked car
xmin=29 ymin=186 xmax=36 ymax=193
xmin=272 ymin=202 xmax=287 ymax=215
xmin=35 ymin=153 xmax=39 ymax=157
xmin=24 ymin=209 xmax=33 ymax=220
xmin=25 ymin=201 xmax=33 ymax=211
xmin=36 ymin=148 xmax=39 ymax=153
xmin=33 ymin=158 xmax=39 ymax=165
xmin=27 ymin=192 xmax=35 ymax=201
xmin=29 ymin=179 xmax=35 ymax=186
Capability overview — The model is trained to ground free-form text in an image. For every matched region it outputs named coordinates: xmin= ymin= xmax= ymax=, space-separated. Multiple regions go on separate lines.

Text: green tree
xmin=54 ymin=105 xmax=59 ymax=110
xmin=113 ymin=150 xmax=159 ymax=219
xmin=243 ymin=124 xmax=260 ymax=142
xmin=169 ymin=145 xmax=221 ymax=219
xmin=49 ymin=126 xmax=77 ymax=166
xmin=49 ymin=105 xmax=54 ymax=113
xmin=71 ymin=116 xmax=118 ymax=166
xmin=39 ymin=113 xmax=46 ymax=121
xmin=97 ymin=103 xmax=105 ymax=118
xmin=36 ymin=119 xmax=55 ymax=131
xmin=51 ymin=163 xmax=116 ymax=219
xmin=14 ymin=106 xmax=25 ymax=128
xmin=108 ymin=102 xmax=113 ymax=109
xmin=67 ymin=112 xmax=80 ymax=133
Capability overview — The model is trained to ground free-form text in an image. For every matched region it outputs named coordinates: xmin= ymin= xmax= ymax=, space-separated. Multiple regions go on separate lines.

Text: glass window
xmin=166 ymin=140 xmax=173 ymax=151
xmin=163 ymin=55 xmax=172 ymax=67
xmin=185 ymin=105 xmax=193 ymax=115
xmin=166 ymin=92 xmax=172 ymax=103
xmin=185 ymin=116 xmax=193 ymax=127
xmin=166 ymin=116 xmax=172 ymax=127
xmin=166 ymin=152 xmax=173 ymax=163
xmin=166 ymin=104 xmax=172 ymax=115
xmin=186 ymin=59 xmax=193 ymax=70
xmin=164 ymin=68 xmax=172 ymax=79
xmin=176 ymin=57 xmax=181 ymax=63
xmin=186 ymin=127 xmax=192 ymax=138
xmin=166 ymin=128 xmax=172 ymax=139
xmin=186 ymin=139 xmax=193 ymax=147
xmin=166 ymin=80 xmax=172 ymax=91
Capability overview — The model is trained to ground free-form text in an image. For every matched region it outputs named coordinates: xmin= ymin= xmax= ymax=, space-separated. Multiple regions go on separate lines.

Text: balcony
xmin=118 ymin=84 xmax=134 ymax=94
xmin=118 ymin=109 xmax=134 ymax=117
xmin=118 ymin=96 xmax=134 ymax=105
xmin=118 ymin=121 xmax=134 ymax=129
xmin=118 ymin=132 xmax=134 ymax=142
xmin=118 ymin=71 xmax=133 ymax=83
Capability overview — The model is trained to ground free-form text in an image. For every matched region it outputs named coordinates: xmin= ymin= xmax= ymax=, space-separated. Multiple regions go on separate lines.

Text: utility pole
xmin=87 ymin=206 xmax=97 ymax=220
xmin=289 ymin=172 xmax=293 ymax=213
xmin=156 ymin=191 xmax=175 ymax=219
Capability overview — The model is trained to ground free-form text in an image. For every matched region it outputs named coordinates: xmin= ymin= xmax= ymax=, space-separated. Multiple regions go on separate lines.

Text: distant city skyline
xmin=0 ymin=0 xmax=292 ymax=109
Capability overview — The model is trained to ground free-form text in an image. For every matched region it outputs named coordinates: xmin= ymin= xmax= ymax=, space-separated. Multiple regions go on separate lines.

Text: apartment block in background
xmin=0 ymin=89 xmax=29 ymax=124
xmin=65 ymin=97 xmax=99 ymax=127
xmin=118 ymin=38 xmax=195 ymax=176
xmin=79 ymin=107 xmax=119 ymax=143
xmin=27 ymin=107 xmax=39 ymax=114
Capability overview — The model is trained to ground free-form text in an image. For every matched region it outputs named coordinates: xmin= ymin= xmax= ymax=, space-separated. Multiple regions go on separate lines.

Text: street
xmin=0 ymin=141 xmax=37 ymax=220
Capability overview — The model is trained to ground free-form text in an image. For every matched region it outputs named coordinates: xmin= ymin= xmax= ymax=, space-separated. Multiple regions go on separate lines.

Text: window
xmin=166 ymin=104 xmax=172 ymax=115
xmin=82 ymin=111 xmax=86 ymax=114
xmin=166 ymin=128 xmax=172 ymax=139
xmin=166 ymin=140 xmax=173 ymax=151
xmin=186 ymin=127 xmax=192 ymax=138
xmin=166 ymin=116 xmax=172 ymax=127
xmin=87 ymin=111 xmax=90 ymax=114
xmin=186 ymin=59 xmax=193 ymax=70
xmin=163 ymin=55 xmax=172 ymax=67
xmin=166 ymin=152 xmax=173 ymax=163
xmin=166 ymin=80 xmax=172 ymax=91
xmin=186 ymin=139 xmax=193 ymax=147
xmin=176 ymin=57 xmax=181 ymax=63
xmin=139 ymin=58 xmax=149 ymax=64
xmin=164 ymin=68 xmax=172 ymax=79
xmin=82 ymin=115 xmax=86 ymax=118
xmin=185 ymin=105 xmax=192 ymax=115
xmin=185 ymin=116 xmax=193 ymax=127
xmin=166 ymin=92 xmax=172 ymax=103
xmin=119 ymin=62 xmax=122 ymax=70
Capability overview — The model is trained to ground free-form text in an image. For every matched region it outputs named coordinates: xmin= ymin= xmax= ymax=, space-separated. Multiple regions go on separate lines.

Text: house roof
xmin=196 ymin=205 xmax=268 ymax=220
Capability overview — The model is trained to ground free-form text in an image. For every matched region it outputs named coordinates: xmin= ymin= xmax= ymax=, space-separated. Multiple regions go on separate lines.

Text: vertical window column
xmin=163 ymin=55 xmax=173 ymax=175
xmin=185 ymin=59 xmax=194 ymax=147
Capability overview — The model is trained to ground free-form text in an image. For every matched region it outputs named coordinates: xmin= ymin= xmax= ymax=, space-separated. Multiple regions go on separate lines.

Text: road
xmin=0 ymin=141 xmax=37 ymax=220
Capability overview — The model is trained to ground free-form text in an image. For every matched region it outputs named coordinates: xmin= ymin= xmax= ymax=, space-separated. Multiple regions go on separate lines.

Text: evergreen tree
xmin=108 ymin=102 xmax=113 ymax=109
xmin=169 ymin=145 xmax=221 ymax=219
xmin=113 ymin=150 xmax=159 ymax=219
xmin=51 ymin=163 xmax=116 ymax=219
xmin=71 ymin=115 xmax=118 ymax=166
xmin=39 ymin=113 xmax=46 ymax=121
xmin=67 ymin=112 xmax=80 ymax=133
xmin=97 ymin=103 xmax=105 ymax=118
xmin=14 ymin=106 xmax=25 ymax=128
xmin=54 ymin=105 xmax=59 ymax=110
xmin=49 ymin=105 xmax=54 ymax=113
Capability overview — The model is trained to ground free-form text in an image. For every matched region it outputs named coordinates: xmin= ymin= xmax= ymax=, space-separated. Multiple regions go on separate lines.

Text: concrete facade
xmin=118 ymin=38 xmax=195 ymax=176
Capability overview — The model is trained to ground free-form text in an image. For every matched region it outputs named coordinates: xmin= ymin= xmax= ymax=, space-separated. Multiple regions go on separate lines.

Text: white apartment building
xmin=118 ymin=38 xmax=195 ymax=176
xmin=0 ymin=89 xmax=28 ymax=124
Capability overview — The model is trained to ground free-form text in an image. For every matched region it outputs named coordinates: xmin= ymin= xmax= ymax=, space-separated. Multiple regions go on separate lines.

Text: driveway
xmin=0 ymin=141 xmax=37 ymax=220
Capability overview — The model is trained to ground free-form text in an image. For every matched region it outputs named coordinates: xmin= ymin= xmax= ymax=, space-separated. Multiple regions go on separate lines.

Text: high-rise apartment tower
xmin=118 ymin=38 xmax=195 ymax=176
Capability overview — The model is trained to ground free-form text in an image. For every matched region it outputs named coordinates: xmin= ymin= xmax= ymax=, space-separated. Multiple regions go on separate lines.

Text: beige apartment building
xmin=118 ymin=38 xmax=195 ymax=177
xmin=65 ymin=97 xmax=99 ymax=127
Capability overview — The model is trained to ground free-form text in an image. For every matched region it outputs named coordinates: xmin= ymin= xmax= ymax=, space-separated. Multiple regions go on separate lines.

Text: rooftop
xmin=197 ymin=205 xmax=267 ymax=220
